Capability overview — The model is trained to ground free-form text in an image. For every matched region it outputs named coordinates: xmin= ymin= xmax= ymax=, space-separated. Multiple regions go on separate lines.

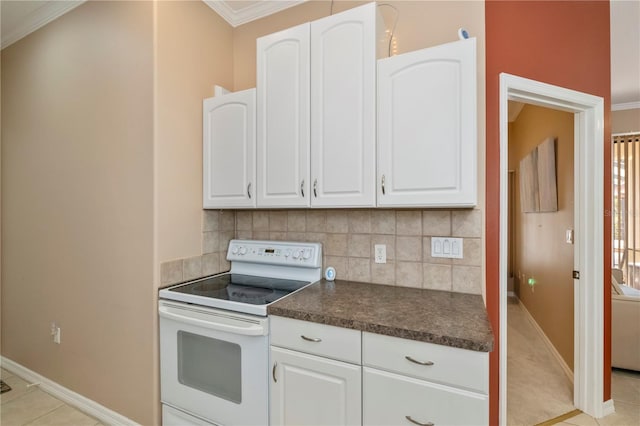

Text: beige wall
xmin=1 ymin=2 xmax=156 ymax=424
xmin=509 ymin=104 xmax=574 ymax=369
xmin=612 ymin=108 xmax=640 ymax=134
xmin=156 ymin=0 xmax=234 ymax=266
xmin=2 ymin=1 xmax=236 ymax=422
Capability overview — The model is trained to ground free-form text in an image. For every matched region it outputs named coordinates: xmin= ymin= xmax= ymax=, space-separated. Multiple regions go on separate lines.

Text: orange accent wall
xmin=485 ymin=1 xmax=611 ymax=424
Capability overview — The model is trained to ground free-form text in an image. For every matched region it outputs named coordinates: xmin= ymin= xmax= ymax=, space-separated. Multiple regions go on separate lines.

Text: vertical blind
xmin=613 ymin=133 xmax=640 ymax=289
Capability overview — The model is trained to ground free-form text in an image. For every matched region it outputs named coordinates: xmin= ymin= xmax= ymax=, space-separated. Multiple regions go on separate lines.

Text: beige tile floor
xmin=556 ymin=369 xmax=640 ymax=426
xmin=0 ymin=368 xmax=101 ymax=426
xmin=507 ymin=296 xmax=576 ymax=425
xmin=508 ymin=296 xmax=640 ymax=426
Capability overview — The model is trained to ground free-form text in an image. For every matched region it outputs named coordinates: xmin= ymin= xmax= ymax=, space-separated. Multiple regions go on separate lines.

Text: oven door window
xmin=177 ymin=331 xmax=241 ymax=404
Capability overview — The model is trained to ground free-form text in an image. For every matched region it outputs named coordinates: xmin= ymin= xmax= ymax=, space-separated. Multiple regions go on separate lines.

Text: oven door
xmin=159 ymin=300 xmax=269 ymax=426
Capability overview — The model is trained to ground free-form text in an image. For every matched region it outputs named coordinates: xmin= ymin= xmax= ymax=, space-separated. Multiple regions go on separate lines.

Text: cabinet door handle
xmin=405 ymin=356 xmax=434 ymax=366
xmin=247 ymin=183 xmax=252 ymax=199
xmin=272 ymin=362 xmax=277 ymax=383
xmin=313 ymin=179 xmax=318 ymax=198
xmin=301 ymin=335 xmax=322 ymax=342
xmin=301 ymin=180 xmax=305 ymax=197
xmin=381 ymin=175 xmax=386 ymax=195
xmin=405 ymin=415 xmax=434 ymax=426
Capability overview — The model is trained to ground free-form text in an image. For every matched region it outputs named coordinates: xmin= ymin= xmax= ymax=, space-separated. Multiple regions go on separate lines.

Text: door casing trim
xmin=499 ymin=73 xmax=606 ymax=423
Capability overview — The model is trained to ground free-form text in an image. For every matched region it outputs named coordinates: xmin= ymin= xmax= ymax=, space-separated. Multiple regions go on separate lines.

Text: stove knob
xmin=284 ymin=249 xmax=292 ymax=258
xmin=239 ymin=246 xmax=247 ymax=255
xmin=293 ymin=249 xmax=301 ymax=259
xmin=303 ymin=249 xmax=312 ymax=260
xmin=231 ymin=246 xmax=239 ymax=255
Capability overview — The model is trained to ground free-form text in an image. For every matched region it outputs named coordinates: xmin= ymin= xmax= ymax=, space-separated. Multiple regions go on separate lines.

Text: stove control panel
xmin=227 ymin=240 xmax=322 ymax=268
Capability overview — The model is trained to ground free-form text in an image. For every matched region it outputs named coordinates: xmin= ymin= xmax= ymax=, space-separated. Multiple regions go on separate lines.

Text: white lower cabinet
xmin=270 ymin=317 xmax=362 ymax=425
xmin=362 ymin=332 xmax=488 ymax=426
xmin=363 ymin=368 xmax=488 ymax=426
xmin=270 ymin=346 xmax=362 ymax=426
xmin=270 ymin=318 xmax=489 ymax=426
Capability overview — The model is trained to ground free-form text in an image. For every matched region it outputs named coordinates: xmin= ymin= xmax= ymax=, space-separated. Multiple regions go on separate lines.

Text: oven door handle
xmin=159 ymin=306 xmax=267 ymax=336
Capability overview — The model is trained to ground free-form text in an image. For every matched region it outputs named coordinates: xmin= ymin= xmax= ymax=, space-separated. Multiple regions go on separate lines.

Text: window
xmin=613 ymin=133 xmax=640 ymax=289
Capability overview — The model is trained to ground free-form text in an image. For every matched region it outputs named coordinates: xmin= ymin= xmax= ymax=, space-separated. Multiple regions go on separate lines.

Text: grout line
xmin=23 ymin=402 xmax=65 ymax=425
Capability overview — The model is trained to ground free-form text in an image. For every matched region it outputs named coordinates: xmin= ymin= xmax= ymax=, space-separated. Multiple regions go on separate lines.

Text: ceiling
xmin=1 ymin=0 xmax=638 ymax=108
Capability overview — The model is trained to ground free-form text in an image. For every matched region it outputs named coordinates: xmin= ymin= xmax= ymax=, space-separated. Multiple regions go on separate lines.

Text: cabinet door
xmin=363 ymin=367 xmax=488 ymax=426
xmin=310 ymin=3 xmax=377 ymax=207
xmin=203 ymin=89 xmax=256 ymax=208
xmin=257 ymin=23 xmax=311 ymax=207
xmin=270 ymin=346 xmax=361 ymax=426
xmin=377 ymin=38 xmax=477 ymax=207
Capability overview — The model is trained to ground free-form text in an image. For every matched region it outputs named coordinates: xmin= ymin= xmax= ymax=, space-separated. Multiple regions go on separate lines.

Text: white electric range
xmin=159 ymin=239 xmax=322 ymax=426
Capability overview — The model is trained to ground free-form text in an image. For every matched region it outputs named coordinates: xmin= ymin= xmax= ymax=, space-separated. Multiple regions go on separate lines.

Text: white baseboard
xmin=602 ymin=399 xmax=616 ymax=417
xmin=1 ymin=356 xmax=139 ymax=426
xmin=517 ymin=299 xmax=575 ymax=384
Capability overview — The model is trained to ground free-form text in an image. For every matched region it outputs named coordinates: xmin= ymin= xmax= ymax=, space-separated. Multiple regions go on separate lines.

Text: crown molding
xmin=203 ymin=0 xmax=307 ymax=27
xmin=1 ymin=1 xmax=86 ymax=50
xmin=612 ymin=101 xmax=640 ymax=111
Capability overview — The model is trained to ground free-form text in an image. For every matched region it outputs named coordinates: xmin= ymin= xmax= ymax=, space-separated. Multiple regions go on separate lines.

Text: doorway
xmin=499 ymin=74 xmax=606 ymax=424
xmin=506 ymin=103 xmax=576 ymax=424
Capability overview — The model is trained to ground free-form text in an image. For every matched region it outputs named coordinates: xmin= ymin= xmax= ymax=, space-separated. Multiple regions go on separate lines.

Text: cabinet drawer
xmin=363 ymin=367 xmax=488 ymax=426
xmin=363 ymin=332 xmax=488 ymax=393
xmin=270 ymin=316 xmax=361 ymax=364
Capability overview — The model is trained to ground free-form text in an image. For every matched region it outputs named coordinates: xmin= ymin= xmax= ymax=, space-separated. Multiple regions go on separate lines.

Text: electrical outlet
xmin=374 ymin=244 xmax=386 ymax=264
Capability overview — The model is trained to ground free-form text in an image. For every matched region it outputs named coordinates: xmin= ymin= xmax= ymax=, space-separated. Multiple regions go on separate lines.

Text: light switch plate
xmin=566 ymin=229 xmax=574 ymax=244
xmin=374 ymin=244 xmax=387 ymax=264
xmin=431 ymin=237 xmax=463 ymax=259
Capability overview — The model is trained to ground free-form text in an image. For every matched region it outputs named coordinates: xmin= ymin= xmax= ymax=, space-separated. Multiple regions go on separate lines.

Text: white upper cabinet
xmin=257 ymin=3 xmax=384 ymax=208
xmin=203 ymin=88 xmax=256 ymax=209
xmin=377 ymin=38 xmax=477 ymax=207
xmin=257 ymin=23 xmax=311 ymax=208
xmin=310 ymin=3 xmax=381 ymax=207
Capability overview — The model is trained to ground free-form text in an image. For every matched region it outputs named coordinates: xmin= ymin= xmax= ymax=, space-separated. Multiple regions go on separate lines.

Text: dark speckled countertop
xmin=268 ymin=279 xmax=494 ymax=352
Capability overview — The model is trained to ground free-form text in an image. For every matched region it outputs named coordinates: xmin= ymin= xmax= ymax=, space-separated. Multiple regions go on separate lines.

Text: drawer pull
xmin=405 ymin=415 xmax=434 ymax=426
xmin=405 ymin=356 xmax=434 ymax=366
xmin=301 ymin=335 xmax=322 ymax=343
xmin=272 ymin=362 xmax=277 ymax=383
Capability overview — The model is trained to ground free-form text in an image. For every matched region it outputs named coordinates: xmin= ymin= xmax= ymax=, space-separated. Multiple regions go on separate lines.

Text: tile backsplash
xmin=160 ymin=208 xmax=483 ymax=295
xmin=160 ymin=210 xmax=236 ymax=286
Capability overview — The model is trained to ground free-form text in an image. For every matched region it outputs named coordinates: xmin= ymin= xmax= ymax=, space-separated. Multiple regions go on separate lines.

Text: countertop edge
xmin=268 ymin=306 xmax=494 ymax=353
